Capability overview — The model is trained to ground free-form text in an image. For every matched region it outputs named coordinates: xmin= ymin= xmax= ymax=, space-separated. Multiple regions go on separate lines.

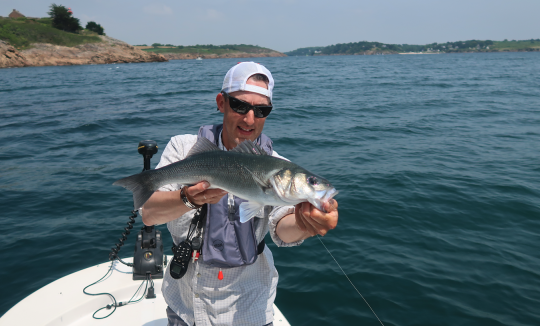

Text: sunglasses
xmin=221 ymin=91 xmax=273 ymax=118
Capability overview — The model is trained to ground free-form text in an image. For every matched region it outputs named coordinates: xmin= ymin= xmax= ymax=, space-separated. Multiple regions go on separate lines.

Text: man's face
xmin=216 ymin=79 xmax=270 ymax=150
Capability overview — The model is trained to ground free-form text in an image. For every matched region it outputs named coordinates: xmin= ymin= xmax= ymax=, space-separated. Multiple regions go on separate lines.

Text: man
xmin=142 ymin=62 xmax=338 ymax=326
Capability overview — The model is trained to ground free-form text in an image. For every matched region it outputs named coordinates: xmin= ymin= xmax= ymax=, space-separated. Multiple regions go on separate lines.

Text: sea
xmin=1 ymin=52 xmax=539 ymax=326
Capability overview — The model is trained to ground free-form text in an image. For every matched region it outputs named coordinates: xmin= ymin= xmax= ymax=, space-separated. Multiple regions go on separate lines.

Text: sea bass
xmin=113 ymin=137 xmax=338 ymax=223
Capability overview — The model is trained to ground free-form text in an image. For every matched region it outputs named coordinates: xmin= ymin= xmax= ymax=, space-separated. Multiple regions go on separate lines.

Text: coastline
xmin=305 ymin=48 xmax=540 ymax=57
xmin=0 ymin=36 xmax=167 ymax=69
xmin=399 ymin=52 xmax=440 ymax=55
xmin=160 ymin=51 xmax=286 ymax=60
xmin=4 ymin=39 xmax=538 ymax=69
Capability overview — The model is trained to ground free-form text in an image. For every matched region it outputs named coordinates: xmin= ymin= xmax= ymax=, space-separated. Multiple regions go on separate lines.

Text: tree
xmin=86 ymin=21 xmax=104 ymax=35
xmin=48 ymin=4 xmax=81 ymax=33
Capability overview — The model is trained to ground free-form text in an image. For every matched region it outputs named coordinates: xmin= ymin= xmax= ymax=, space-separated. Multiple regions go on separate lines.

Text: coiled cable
xmin=108 ymin=209 xmax=138 ymax=267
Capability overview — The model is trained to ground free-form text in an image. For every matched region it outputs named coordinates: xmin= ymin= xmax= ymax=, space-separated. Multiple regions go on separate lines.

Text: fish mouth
xmin=322 ymin=187 xmax=339 ymax=203
xmin=309 ymin=187 xmax=339 ymax=212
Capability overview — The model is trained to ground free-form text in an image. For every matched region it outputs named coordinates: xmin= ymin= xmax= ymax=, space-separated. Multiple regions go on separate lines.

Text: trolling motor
xmin=93 ymin=140 xmax=164 ymax=316
xmin=132 ymin=140 xmax=164 ymax=284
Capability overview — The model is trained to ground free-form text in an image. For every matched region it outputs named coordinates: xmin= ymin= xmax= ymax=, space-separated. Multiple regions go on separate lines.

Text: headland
xmin=136 ymin=44 xmax=286 ymax=60
xmin=0 ymin=16 xmax=166 ymax=68
xmin=285 ymin=39 xmax=540 ymax=56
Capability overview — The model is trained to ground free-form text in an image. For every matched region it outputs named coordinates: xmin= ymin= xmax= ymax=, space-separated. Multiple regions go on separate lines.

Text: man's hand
xmin=185 ymin=181 xmax=227 ymax=206
xmin=294 ymin=199 xmax=339 ymax=237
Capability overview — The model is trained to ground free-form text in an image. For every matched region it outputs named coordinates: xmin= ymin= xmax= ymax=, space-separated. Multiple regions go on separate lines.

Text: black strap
xmin=186 ymin=204 xmax=265 ymax=256
xmin=257 ymin=238 xmax=266 ymax=255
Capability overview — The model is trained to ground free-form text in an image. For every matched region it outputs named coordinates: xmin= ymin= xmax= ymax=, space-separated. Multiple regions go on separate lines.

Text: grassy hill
xmin=0 ymin=17 xmax=101 ymax=49
xmin=489 ymin=39 xmax=540 ymax=51
xmin=140 ymin=44 xmax=280 ymax=55
xmin=285 ymin=39 xmax=540 ymax=56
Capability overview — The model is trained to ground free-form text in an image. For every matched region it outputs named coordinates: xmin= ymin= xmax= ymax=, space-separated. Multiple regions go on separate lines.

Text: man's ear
xmin=216 ymin=92 xmax=225 ymax=113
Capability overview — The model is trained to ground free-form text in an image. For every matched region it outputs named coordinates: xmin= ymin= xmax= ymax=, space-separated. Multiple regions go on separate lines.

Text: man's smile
xmin=237 ymin=126 xmax=254 ymax=135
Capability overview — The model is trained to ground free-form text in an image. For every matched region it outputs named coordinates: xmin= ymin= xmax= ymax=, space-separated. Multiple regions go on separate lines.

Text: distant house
xmin=9 ymin=9 xmax=25 ymax=18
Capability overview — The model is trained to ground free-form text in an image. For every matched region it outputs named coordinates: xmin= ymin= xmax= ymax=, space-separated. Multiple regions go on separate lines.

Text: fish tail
xmin=113 ymin=170 xmax=159 ymax=209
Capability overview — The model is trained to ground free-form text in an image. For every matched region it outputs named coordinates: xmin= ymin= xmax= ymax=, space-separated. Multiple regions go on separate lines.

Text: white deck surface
xmin=0 ymin=258 xmax=291 ymax=326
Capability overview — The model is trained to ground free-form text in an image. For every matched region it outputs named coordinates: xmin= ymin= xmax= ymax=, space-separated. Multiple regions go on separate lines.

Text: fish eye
xmin=307 ymin=176 xmax=318 ymax=186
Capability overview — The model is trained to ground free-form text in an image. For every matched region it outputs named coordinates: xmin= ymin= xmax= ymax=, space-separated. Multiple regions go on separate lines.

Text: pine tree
xmin=48 ymin=4 xmax=82 ymax=33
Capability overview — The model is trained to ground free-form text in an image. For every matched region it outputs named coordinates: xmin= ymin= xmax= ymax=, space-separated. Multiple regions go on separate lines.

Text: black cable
xmin=185 ymin=205 xmax=206 ymax=242
xmin=109 ymin=209 xmax=138 ymax=267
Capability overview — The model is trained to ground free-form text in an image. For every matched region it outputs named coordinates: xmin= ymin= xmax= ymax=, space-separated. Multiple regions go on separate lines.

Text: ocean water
xmin=1 ymin=53 xmax=539 ymax=326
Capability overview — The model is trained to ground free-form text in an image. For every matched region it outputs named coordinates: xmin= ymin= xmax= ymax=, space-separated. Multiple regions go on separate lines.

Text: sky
xmin=2 ymin=0 xmax=540 ymax=52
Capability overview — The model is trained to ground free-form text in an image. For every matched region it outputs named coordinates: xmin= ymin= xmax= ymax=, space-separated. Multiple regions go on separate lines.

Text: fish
xmin=113 ymin=137 xmax=338 ymax=223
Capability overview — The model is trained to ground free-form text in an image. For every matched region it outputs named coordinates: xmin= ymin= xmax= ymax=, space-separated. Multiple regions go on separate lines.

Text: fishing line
xmin=317 ymin=235 xmax=385 ymax=326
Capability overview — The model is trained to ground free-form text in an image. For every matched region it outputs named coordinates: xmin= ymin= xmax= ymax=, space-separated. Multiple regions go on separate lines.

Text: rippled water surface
xmin=1 ymin=53 xmax=540 ymax=325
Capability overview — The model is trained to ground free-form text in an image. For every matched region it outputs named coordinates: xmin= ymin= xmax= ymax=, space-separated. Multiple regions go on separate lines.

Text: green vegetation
xmin=284 ymin=46 xmax=325 ymax=56
xmin=285 ymin=39 xmax=540 ymax=56
xmin=0 ymin=16 xmax=101 ymax=49
xmin=86 ymin=21 xmax=104 ymax=35
xmin=490 ymin=39 xmax=540 ymax=51
xmin=0 ymin=4 xmax=108 ymax=49
xmin=48 ymin=4 xmax=81 ymax=33
xmin=142 ymin=44 xmax=277 ymax=55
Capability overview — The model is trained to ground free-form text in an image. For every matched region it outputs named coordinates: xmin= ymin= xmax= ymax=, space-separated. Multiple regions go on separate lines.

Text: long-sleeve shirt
xmin=152 ymin=134 xmax=301 ymax=326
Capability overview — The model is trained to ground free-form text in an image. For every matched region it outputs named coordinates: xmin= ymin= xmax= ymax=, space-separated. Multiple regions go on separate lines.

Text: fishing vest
xmin=197 ymin=124 xmax=273 ymax=268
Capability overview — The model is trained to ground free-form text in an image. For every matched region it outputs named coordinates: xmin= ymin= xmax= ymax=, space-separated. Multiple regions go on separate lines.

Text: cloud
xmin=143 ymin=4 xmax=173 ymax=16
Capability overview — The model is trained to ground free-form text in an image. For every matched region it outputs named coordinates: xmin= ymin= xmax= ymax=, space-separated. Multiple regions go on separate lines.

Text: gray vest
xmin=197 ymin=124 xmax=273 ymax=268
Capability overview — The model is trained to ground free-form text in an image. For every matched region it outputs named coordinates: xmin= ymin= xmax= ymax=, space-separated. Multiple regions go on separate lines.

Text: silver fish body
xmin=113 ymin=138 xmax=338 ymax=222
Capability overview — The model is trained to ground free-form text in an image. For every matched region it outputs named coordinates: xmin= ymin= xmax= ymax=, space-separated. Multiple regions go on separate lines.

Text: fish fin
xmin=239 ymin=201 xmax=265 ymax=223
xmin=231 ymin=140 xmax=268 ymax=155
xmin=186 ymin=137 xmax=221 ymax=158
xmin=113 ymin=171 xmax=157 ymax=209
xmin=243 ymin=166 xmax=272 ymax=189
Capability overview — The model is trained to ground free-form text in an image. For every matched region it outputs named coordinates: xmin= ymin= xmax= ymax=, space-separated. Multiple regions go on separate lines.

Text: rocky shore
xmin=0 ymin=40 xmax=27 ymax=67
xmin=161 ymin=51 xmax=286 ymax=60
xmin=1 ymin=36 xmax=167 ymax=69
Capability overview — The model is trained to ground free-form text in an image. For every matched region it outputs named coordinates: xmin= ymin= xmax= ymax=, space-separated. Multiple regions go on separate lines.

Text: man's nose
xmin=243 ymin=109 xmax=255 ymax=125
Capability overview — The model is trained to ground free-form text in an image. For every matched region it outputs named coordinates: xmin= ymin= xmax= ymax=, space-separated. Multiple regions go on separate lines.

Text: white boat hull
xmin=0 ymin=258 xmax=291 ymax=326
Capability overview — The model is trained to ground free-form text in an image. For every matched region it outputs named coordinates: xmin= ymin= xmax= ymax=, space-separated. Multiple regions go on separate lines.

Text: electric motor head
xmin=138 ymin=140 xmax=158 ymax=157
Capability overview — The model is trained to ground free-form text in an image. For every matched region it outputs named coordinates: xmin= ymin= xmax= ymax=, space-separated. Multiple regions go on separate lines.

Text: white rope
xmin=317 ymin=235 xmax=385 ymax=326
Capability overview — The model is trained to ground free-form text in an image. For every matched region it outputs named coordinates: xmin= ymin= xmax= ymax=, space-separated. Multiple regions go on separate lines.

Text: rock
xmin=0 ymin=36 xmax=167 ymax=69
xmin=0 ymin=40 xmax=28 ymax=68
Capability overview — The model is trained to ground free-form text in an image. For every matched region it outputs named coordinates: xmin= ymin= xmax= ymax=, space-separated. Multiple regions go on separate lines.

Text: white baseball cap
xmin=221 ymin=62 xmax=274 ymax=100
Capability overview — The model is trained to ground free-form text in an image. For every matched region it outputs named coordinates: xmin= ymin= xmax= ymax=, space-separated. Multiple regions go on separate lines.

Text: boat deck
xmin=0 ymin=258 xmax=291 ymax=326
